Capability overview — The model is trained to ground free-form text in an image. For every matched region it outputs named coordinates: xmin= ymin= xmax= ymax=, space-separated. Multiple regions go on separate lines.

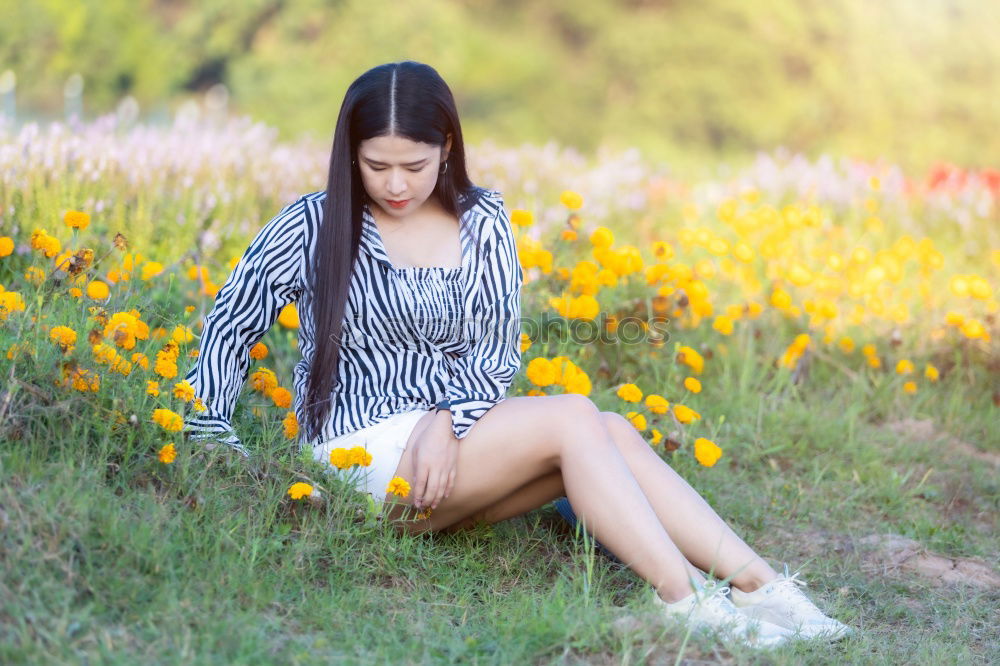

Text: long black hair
xmin=303 ymin=61 xmax=484 ymax=443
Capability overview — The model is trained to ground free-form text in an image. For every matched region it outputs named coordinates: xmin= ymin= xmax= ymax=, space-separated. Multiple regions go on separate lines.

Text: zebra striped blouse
xmin=181 ymin=187 xmax=523 ymax=457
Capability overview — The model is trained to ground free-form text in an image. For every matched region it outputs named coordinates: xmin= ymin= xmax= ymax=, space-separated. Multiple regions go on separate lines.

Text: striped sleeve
xmin=444 ymin=195 xmax=523 ymax=440
xmin=182 ymin=197 xmax=311 ymax=457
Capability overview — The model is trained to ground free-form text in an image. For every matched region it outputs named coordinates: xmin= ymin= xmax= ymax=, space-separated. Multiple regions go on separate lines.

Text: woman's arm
xmin=182 ymin=196 xmax=315 ymax=456
xmin=441 ymin=193 xmax=523 ymax=440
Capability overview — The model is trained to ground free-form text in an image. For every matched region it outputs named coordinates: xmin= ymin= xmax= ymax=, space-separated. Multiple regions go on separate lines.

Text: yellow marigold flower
xmin=24 ymin=266 xmax=45 ymax=285
xmin=140 ymin=261 xmax=164 ymax=281
xmin=563 ymin=369 xmax=592 ymax=396
xmin=838 ymin=337 xmax=855 ymax=354
xmin=770 ymin=288 xmax=792 ymax=309
xmin=278 ymin=303 xmax=299 ymax=328
xmin=49 ymin=325 xmax=77 ymax=352
xmin=349 ymin=446 xmax=373 ymax=467
xmin=157 ymin=442 xmax=177 ymax=464
xmin=944 ymin=311 xmax=964 ymax=327
xmin=30 ymin=228 xmax=62 ymax=258
xmin=249 ymin=342 xmax=269 ymax=360
xmin=673 ymin=404 xmax=701 ymax=425
xmin=519 ymin=333 xmax=532 ymax=353
xmin=617 ymin=383 xmax=643 ymax=403
xmin=184 ymin=305 xmax=196 ymax=314
xmin=86 ymin=280 xmax=109 ymax=300
xmin=589 ymin=227 xmax=614 ymax=249
xmin=64 ymin=210 xmax=90 ymax=230
xmin=386 ymin=476 xmax=411 ymax=498
xmin=895 ymin=359 xmax=914 ymax=375
xmin=526 ymin=357 xmax=557 ymax=387
xmin=676 ymin=345 xmax=704 ymax=374
xmin=271 ymin=386 xmax=292 ymax=409
xmin=645 ymin=394 xmax=670 ymax=414
xmin=625 ymin=411 xmax=647 ymax=431
xmin=650 ymin=428 xmax=663 ymax=446
xmin=924 ymin=364 xmax=939 ymax=382
xmin=173 ymin=380 xmax=195 ymax=402
xmin=146 ymin=380 xmax=160 ymax=397
xmin=572 ymin=294 xmax=600 ymax=320
xmin=902 ymin=381 xmax=917 ymax=394
xmin=791 ymin=334 xmax=811 ymax=351
xmin=712 ymin=315 xmax=734 ymax=336
xmin=559 ymin=190 xmax=583 ymax=210
xmin=866 ymin=355 xmax=882 ymax=369
xmin=154 ymin=356 xmax=177 ymax=379
xmin=247 ymin=368 xmax=278 ymax=396
xmin=191 ymin=397 xmax=206 ymax=413
xmin=694 ymin=437 xmax=722 ymax=467
xmin=287 ymin=482 xmax=313 ymax=500
xmin=283 ymin=411 xmax=299 ymax=439
xmin=131 ymin=352 xmax=149 ymax=370
xmin=0 ymin=236 xmax=14 ymax=257
xmin=683 ymin=377 xmax=702 ymax=394
xmin=328 ymin=447 xmax=352 ymax=470
xmin=171 ymin=325 xmax=194 ymax=344
xmin=152 ymin=408 xmax=184 ymax=432
xmin=68 ymin=287 xmax=82 ymax=299
xmin=0 ymin=290 xmax=26 ymax=320
xmin=510 ymin=209 xmax=534 ymax=227
xmin=960 ymin=318 xmax=987 ymax=340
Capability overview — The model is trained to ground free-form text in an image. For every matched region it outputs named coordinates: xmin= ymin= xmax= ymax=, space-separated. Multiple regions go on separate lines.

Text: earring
xmin=439 ymin=160 xmax=449 ymax=175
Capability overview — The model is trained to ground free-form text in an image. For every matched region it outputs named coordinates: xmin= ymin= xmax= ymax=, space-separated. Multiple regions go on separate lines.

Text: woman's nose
xmin=387 ymin=170 xmax=407 ymax=195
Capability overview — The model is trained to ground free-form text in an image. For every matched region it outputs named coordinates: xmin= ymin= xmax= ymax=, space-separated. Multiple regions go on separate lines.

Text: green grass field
xmin=1 ymin=124 xmax=998 ymax=664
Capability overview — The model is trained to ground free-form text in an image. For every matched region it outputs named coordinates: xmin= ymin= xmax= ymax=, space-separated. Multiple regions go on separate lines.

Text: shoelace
xmin=698 ymin=581 xmax=742 ymax=617
xmin=771 ymin=565 xmax=824 ymax=618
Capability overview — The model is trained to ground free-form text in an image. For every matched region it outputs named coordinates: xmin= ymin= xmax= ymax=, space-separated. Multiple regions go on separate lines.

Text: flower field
xmin=1 ymin=115 xmax=997 ymax=663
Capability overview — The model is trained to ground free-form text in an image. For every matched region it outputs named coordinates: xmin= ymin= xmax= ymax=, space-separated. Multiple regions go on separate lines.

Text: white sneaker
xmin=652 ymin=579 xmax=795 ymax=650
xmin=730 ymin=564 xmax=855 ymax=641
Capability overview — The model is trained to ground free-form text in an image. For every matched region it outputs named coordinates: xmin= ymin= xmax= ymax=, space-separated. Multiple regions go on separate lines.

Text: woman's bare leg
xmin=407 ymin=408 xmax=778 ymax=594
xmin=385 ymin=394 xmax=706 ymax=602
xmin=597 ymin=412 xmax=778 ymax=593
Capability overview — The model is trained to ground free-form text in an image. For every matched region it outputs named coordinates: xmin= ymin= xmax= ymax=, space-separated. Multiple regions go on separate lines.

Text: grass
xmin=2 ymin=330 xmax=997 ymax=664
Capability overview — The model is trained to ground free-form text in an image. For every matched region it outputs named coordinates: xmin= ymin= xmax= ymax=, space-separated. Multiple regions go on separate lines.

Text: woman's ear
xmin=442 ymin=133 xmax=453 ymax=161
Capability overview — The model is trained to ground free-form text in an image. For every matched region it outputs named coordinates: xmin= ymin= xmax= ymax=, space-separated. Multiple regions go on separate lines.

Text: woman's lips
xmin=387 ymin=199 xmax=410 ymax=209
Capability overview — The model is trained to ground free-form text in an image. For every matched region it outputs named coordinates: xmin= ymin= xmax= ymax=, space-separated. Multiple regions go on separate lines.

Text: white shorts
xmin=312 ymin=408 xmax=432 ymax=505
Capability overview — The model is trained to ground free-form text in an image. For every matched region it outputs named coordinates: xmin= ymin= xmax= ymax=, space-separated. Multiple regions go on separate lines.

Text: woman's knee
xmin=600 ymin=410 xmax=649 ymax=456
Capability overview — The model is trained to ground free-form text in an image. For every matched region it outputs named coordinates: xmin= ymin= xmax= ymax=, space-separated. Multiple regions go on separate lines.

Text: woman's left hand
xmin=410 ymin=410 xmax=459 ymax=511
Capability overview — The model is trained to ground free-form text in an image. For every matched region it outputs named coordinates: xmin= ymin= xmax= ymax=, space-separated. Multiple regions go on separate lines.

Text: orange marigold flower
xmin=694 ymin=437 xmax=723 ymax=467
xmin=86 ymin=280 xmax=109 ymax=300
xmin=644 ymin=394 xmax=670 ymax=414
xmin=625 ymin=411 xmax=647 ymax=431
xmin=158 ymin=442 xmax=177 ymax=464
xmin=49 ymin=325 xmax=77 ymax=353
xmin=271 ymin=387 xmax=292 ymax=409
xmin=683 ymin=377 xmax=702 ymax=394
xmin=250 ymin=367 xmax=278 ymax=395
xmin=895 ymin=359 xmax=914 ymax=375
xmin=277 ymin=303 xmax=299 ymax=329
xmin=152 ymin=408 xmax=184 ymax=432
xmin=616 ymin=383 xmax=643 ymax=403
xmin=0 ymin=236 xmax=14 ymax=257
xmin=673 ymin=404 xmax=701 ymax=425
xmin=146 ymin=380 xmax=160 ymax=397
xmin=173 ymin=380 xmax=195 ymax=402
xmin=902 ymin=381 xmax=917 ymax=394
xmin=386 ymin=476 xmax=411 ymax=498
xmin=64 ymin=210 xmax=91 ymax=230
xmin=525 ymin=357 xmax=557 ymax=387
xmin=282 ymin=411 xmax=299 ymax=439
xmin=249 ymin=342 xmax=269 ymax=360
xmin=287 ymin=482 xmax=313 ymax=500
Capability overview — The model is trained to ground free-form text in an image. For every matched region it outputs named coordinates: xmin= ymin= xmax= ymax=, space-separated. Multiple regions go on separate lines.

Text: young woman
xmin=183 ymin=60 xmax=855 ymax=650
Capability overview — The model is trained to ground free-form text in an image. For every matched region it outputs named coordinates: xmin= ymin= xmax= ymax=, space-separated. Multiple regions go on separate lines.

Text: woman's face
xmin=357 ymin=133 xmax=452 ymax=219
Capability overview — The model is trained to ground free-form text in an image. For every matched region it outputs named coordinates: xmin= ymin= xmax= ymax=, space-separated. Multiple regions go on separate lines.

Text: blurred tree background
xmin=2 ymin=0 xmax=997 ymax=176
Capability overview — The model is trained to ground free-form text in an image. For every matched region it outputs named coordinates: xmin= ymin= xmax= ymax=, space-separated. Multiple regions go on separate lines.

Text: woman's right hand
xmin=409 ymin=410 xmax=460 ymax=511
